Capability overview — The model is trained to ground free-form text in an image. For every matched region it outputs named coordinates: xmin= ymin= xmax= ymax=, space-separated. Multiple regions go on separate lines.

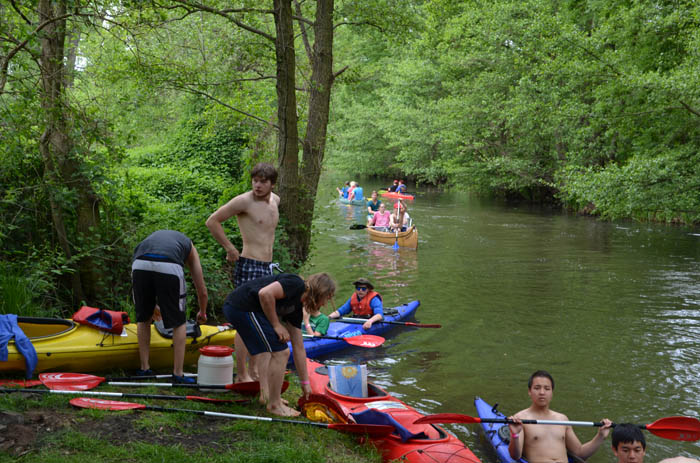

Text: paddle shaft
xmin=338 ymin=317 xmax=441 ymax=328
xmin=0 ymin=387 xmax=244 ymax=403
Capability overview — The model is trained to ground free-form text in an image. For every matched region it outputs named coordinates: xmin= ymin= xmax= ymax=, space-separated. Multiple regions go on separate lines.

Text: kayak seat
xmin=17 ymin=317 xmax=75 ymax=339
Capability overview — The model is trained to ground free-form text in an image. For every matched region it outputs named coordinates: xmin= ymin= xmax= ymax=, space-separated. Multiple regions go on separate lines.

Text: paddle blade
xmin=0 ymin=379 xmax=43 ymax=388
xmin=413 ymin=413 xmax=480 ymax=425
xmin=228 ymin=380 xmax=290 ymax=395
xmin=40 ymin=373 xmax=105 ymax=391
xmin=646 ymin=416 xmax=700 ymax=441
xmin=343 ymin=334 xmax=385 ymax=348
xmin=328 ymin=423 xmax=395 ymax=437
xmin=70 ymin=397 xmax=146 ymax=411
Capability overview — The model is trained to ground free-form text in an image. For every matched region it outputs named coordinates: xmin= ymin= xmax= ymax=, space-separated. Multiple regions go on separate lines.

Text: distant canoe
xmin=339 ymin=197 xmax=365 ymax=206
xmin=367 ymin=226 xmax=418 ymax=249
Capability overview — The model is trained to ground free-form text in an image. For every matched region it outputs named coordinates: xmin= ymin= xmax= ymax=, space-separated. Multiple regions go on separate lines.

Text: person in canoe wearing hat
xmin=328 ymin=278 xmax=383 ymax=330
xmin=387 ymin=180 xmax=399 ymax=192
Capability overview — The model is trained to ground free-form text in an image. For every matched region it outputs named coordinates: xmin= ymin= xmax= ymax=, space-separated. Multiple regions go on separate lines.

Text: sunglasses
xmin=355 ymin=286 xmax=368 ymax=291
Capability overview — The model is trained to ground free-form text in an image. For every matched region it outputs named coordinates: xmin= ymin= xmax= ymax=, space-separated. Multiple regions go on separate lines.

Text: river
xmin=301 ymin=174 xmax=700 ymax=463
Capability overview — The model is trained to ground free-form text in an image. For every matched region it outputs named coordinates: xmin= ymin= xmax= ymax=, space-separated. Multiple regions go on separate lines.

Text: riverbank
xmin=0 ymin=383 xmax=381 ymax=463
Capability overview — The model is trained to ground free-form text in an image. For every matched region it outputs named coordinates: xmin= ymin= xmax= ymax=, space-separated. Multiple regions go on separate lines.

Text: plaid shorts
xmin=234 ymin=257 xmax=278 ymax=287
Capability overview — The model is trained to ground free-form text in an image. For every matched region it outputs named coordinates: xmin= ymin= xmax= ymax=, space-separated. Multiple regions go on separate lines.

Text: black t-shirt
xmin=225 ymin=274 xmax=306 ymax=326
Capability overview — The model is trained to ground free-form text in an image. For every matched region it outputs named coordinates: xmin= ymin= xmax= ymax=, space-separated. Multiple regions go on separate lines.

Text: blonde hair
xmin=303 ymin=273 xmax=336 ymax=312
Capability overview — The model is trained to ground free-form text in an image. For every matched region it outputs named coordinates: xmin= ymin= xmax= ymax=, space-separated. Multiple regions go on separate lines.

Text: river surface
xmin=301 ymin=175 xmax=700 ymax=463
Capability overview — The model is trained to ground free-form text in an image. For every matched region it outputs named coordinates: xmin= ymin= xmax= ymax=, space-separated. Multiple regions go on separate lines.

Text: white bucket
xmin=197 ymin=345 xmax=234 ymax=392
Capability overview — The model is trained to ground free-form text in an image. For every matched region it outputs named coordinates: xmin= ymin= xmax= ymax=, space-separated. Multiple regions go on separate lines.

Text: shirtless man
xmin=206 ymin=162 xmax=280 ymax=383
xmin=508 ymin=370 xmax=613 ymax=463
xmin=612 ymin=423 xmax=700 ymax=463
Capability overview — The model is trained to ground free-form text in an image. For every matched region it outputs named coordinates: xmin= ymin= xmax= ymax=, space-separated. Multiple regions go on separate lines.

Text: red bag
xmin=72 ymin=306 xmax=130 ymax=334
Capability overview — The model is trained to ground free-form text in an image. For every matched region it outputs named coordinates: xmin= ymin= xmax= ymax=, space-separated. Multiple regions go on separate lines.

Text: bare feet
xmin=268 ymin=402 xmax=300 ymax=417
xmin=235 ymin=374 xmax=254 ymax=383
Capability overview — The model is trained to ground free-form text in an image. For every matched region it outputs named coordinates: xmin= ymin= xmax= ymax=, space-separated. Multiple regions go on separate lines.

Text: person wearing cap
xmin=328 ymin=278 xmax=383 ymax=330
xmin=388 ymin=180 xmax=399 ymax=192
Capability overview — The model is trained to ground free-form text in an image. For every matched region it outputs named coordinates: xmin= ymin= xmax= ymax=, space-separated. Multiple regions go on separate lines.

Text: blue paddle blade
xmin=392 ymin=242 xmax=399 ymax=250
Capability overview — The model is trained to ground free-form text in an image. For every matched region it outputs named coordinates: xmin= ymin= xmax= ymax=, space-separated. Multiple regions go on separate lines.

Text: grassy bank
xmin=0 ymin=379 xmax=382 ymax=463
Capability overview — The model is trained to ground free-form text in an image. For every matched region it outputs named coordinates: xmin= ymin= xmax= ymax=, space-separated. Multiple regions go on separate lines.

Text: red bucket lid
xmin=199 ymin=345 xmax=234 ymax=357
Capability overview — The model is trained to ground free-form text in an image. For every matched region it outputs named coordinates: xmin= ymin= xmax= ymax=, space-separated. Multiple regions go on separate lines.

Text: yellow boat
xmin=367 ymin=226 xmax=418 ymax=249
xmin=2 ymin=317 xmax=236 ymax=374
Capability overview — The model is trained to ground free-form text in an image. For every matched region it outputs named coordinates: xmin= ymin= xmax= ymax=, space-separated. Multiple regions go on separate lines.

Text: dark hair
xmin=528 ymin=370 xmax=554 ymax=389
xmin=251 ymin=163 xmax=278 ymax=185
xmin=612 ymin=423 xmax=646 ymax=450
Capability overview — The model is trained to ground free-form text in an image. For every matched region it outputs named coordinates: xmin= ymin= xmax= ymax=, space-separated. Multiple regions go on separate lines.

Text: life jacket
xmin=350 ymin=291 xmax=381 ymax=317
xmin=72 ymin=306 xmax=130 ymax=334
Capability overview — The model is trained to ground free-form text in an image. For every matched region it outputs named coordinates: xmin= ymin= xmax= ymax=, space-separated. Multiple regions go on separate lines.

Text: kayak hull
xmin=380 ymin=191 xmax=414 ymax=200
xmin=289 ymin=300 xmax=420 ymax=362
xmin=474 ymin=396 xmax=525 ymax=463
xmin=2 ymin=317 xmax=236 ymax=374
xmin=368 ymin=226 xmax=418 ymax=249
xmin=306 ymin=359 xmax=480 ymax=463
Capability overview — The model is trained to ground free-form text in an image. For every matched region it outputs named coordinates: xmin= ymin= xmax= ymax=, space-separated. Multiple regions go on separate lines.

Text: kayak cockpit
xmin=17 ymin=317 xmax=76 ymax=339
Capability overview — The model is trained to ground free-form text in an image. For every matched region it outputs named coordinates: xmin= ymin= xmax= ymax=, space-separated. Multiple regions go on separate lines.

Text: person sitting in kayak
xmin=508 ymin=370 xmax=613 ymax=463
xmin=387 ymin=179 xmax=399 ymax=192
xmin=302 ymin=302 xmax=330 ymax=337
xmin=328 ymin=278 xmax=383 ymax=331
xmin=396 ymin=180 xmax=407 ymax=194
xmin=612 ymin=424 xmax=700 ymax=463
xmin=390 ymin=201 xmax=410 ymax=232
xmin=367 ymin=191 xmax=382 ymax=215
xmin=223 ymin=272 xmax=336 ymax=416
xmin=369 ymin=203 xmax=392 ymax=231
xmin=336 ymin=181 xmax=350 ymax=199
xmin=349 ymin=182 xmax=364 ymax=201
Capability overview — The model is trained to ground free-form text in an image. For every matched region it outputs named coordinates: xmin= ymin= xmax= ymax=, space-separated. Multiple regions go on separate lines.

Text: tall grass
xmin=0 ymin=264 xmax=48 ymax=316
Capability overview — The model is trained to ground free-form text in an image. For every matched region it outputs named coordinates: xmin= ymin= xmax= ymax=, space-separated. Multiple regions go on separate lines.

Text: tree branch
xmin=10 ymin=0 xmax=32 ymax=25
xmin=332 ymin=64 xmax=349 ymax=81
xmin=169 ymin=0 xmax=275 ymax=42
xmin=679 ymin=101 xmax=700 ymax=118
xmin=293 ymin=0 xmax=313 ymax=62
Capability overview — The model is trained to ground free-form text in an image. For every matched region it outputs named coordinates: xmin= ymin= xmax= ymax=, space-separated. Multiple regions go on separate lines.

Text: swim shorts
xmin=223 ymin=302 xmax=288 ymax=354
xmin=234 ymin=257 xmax=277 ymax=287
xmin=131 ymin=259 xmax=186 ymax=329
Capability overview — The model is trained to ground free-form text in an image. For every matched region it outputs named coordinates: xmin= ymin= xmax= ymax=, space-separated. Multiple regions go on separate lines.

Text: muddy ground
xmin=0 ymin=408 xmax=237 ymax=458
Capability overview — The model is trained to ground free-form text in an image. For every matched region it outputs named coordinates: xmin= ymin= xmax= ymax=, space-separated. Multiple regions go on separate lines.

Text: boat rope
xmin=399 ymin=444 xmax=481 ymax=463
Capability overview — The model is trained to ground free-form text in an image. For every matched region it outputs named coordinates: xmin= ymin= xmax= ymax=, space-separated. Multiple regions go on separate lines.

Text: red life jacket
xmin=350 ymin=291 xmax=381 ymax=317
xmin=72 ymin=306 xmax=130 ymax=334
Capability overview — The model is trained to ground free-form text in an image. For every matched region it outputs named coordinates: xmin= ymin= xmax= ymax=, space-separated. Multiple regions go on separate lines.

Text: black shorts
xmin=222 ymin=302 xmax=288 ymax=354
xmin=132 ymin=259 xmax=186 ymax=329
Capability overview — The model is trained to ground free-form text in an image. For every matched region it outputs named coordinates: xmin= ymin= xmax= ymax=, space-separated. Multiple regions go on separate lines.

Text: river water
xmin=301 ymin=175 xmax=700 ymax=463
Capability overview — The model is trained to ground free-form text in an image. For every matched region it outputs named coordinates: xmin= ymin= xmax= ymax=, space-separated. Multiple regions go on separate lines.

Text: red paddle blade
xmin=70 ymin=397 xmax=146 ymax=410
xmin=328 ymin=423 xmax=395 ymax=437
xmin=228 ymin=380 xmax=290 ymax=395
xmin=405 ymin=322 xmax=441 ymax=328
xmin=0 ymin=379 xmax=43 ymax=388
xmin=413 ymin=413 xmax=480 ymax=425
xmin=646 ymin=416 xmax=700 ymax=441
xmin=344 ymin=334 xmax=385 ymax=348
xmin=40 ymin=373 xmax=105 ymax=391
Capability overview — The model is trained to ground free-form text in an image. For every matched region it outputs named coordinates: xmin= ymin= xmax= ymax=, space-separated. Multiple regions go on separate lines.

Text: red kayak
xmin=381 ymin=191 xmax=414 ymax=200
xmin=303 ymin=359 xmax=480 ymax=463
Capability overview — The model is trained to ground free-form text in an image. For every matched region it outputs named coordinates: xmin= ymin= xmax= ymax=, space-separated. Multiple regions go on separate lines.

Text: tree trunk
xmin=37 ymin=0 xmax=100 ymax=305
xmin=272 ymin=0 xmax=306 ymax=264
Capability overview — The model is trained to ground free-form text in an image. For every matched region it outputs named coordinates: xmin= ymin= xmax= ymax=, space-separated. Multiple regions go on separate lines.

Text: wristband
xmin=511 ymin=433 xmax=519 ymax=439
xmin=300 ymin=380 xmax=310 ymax=385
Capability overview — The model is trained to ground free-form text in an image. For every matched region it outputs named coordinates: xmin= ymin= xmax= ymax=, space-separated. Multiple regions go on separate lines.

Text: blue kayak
xmin=288 ymin=300 xmax=420 ymax=363
xmin=474 ymin=396 xmax=526 ymax=463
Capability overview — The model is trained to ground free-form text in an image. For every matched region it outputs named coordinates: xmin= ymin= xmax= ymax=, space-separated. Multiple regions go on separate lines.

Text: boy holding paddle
xmin=508 ymin=370 xmax=613 ymax=463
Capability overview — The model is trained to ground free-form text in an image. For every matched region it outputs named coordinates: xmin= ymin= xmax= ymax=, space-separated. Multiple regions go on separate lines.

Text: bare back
xmin=515 ymin=407 xmax=571 ymax=463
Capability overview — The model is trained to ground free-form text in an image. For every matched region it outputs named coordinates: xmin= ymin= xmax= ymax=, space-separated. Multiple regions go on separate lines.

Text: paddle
xmin=0 ymin=387 xmax=249 ymax=404
xmin=303 ymin=333 xmax=385 ymax=348
xmin=70 ymin=397 xmax=395 ymax=437
xmin=349 ymin=224 xmax=367 ymax=230
xmin=338 ymin=317 xmax=441 ymax=328
xmin=39 ymin=372 xmax=289 ymax=395
xmin=412 ymin=414 xmax=700 ymax=442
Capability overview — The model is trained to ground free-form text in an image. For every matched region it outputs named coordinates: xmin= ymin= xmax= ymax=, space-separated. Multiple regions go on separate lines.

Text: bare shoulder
xmin=549 ymin=410 xmax=568 ymax=421
xmin=659 ymin=458 xmax=700 ymax=463
xmin=271 ymin=192 xmax=281 ymax=206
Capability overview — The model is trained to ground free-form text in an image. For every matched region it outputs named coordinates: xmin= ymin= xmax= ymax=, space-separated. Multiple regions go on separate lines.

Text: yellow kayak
xmin=2 ymin=317 xmax=236 ymax=374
